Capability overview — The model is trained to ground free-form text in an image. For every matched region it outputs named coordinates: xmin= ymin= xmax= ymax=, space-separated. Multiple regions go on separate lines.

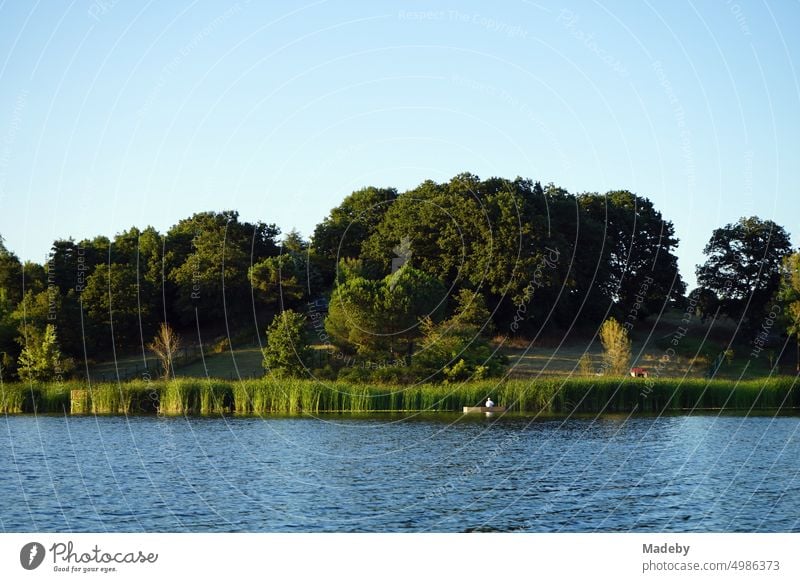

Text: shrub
xmin=599 ymin=318 xmax=631 ymax=376
xmin=263 ymin=310 xmax=312 ymax=378
xmin=17 ymin=324 xmax=69 ymax=382
xmin=148 ymin=323 xmax=182 ymax=379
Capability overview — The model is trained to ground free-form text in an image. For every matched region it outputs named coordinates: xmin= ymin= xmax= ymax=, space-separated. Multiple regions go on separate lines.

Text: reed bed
xmin=1 ymin=383 xmax=26 ymax=413
xmin=69 ymin=380 xmax=159 ymax=414
xmin=0 ymin=383 xmax=71 ymax=413
xmin=0 ymin=376 xmax=796 ymax=415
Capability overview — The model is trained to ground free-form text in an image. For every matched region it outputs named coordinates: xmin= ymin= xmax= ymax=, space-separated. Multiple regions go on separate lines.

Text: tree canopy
xmin=696 ymin=216 xmax=792 ymax=327
xmin=0 ymin=175 xmax=794 ymax=384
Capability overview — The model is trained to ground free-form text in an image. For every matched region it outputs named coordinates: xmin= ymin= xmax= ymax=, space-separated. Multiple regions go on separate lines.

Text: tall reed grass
xmin=69 ymin=380 xmax=159 ymax=414
xmin=0 ymin=383 xmax=71 ymax=413
xmin=1 ymin=376 xmax=796 ymax=415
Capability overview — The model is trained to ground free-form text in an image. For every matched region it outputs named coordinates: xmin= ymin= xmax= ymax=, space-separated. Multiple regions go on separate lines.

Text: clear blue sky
xmin=0 ymin=0 xmax=798 ymax=289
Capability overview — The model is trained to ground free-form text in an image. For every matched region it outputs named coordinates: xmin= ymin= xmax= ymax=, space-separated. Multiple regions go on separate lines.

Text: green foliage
xmin=82 ymin=263 xmax=153 ymax=346
xmin=12 ymin=251 xmax=89 ymax=358
xmin=413 ymin=298 xmax=506 ymax=383
xmin=325 ymin=265 xmax=445 ymax=358
xmin=579 ymin=191 xmax=686 ymax=316
xmin=362 ymin=175 xmax=546 ymax=302
xmin=358 ymin=177 xmax=686 ymax=333
xmin=779 ymin=253 xmax=800 ymax=338
xmin=22 ymin=261 xmax=47 ymax=294
xmin=383 ymin=265 xmax=447 ymax=347
xmin=312 ymin=187 xmax=398 ymax=279
xmin=249 ymin=231 xmax=322 ymax=309
xmin=779 ymin=252 xmax=800 ymax=371
xmin=413 ymin=287 xmax=503 ymax=381
xmin=11 ymin=289 xmax=55 ymax=341
xmin=448 ymin=288 xmax=495 ymax=335
xmin=0 ymin=235 xmax=23 ymax=306
xmin=263 ymin=310 xmax=312 ymax=378
xmin=687 ymin=287 xmax=719 ymax=323
xmin=599 ymin=318 xmax=631 ymax=376
xmin=48 ymin=239 xmax=85 ymax=295
xmin=166 ymin=211 xmax=280 ymax=321
xmin=0 ymin=178 xmax=794 ymax=373
xmin=335 ymin=257 xmax=383 ymax=285
xmin=2 ymin=376 xmax=798 ymax=415
xmin=17 ymin=324 xmax=69 ymax=383
xmin=0 ymin=288 xmax=18 ymax=378
xmin=696 ymin=216 xmax=792 ymax=326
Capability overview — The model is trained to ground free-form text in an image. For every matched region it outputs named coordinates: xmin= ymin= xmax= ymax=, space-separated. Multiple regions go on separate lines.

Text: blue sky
xmin=0 ymin=0 xmax=798 ymax=289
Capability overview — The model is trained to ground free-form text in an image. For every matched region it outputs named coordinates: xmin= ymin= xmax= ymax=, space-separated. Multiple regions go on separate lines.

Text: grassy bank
xmin=1 ymin=376 xmax=798 ymax=415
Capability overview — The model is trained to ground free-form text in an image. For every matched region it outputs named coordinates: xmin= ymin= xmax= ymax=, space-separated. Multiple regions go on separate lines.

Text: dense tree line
xmin=0 ymin=212 xmax=281 ymax=380
xmin=0 ymin=174 xmax=797 ymax=383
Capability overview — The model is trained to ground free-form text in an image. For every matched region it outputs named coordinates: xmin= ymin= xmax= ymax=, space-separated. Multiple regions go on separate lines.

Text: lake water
xmin=1 ymin=413 xmax=798 ymax=532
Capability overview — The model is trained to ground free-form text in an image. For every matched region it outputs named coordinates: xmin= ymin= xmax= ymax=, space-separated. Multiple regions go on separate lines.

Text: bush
xmin=413 ymin=316 xmax=505 ymax=383
xmin=208 ymin=337 xmax=230 ymax=355
xmin=263 ymin=310 xmax=312 ymax=378
xmin=599 ymin=318 xmax=631 ymax=376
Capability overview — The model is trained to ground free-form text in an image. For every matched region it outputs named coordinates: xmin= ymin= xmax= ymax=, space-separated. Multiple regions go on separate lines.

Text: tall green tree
xmin=166 ymin=211 xmax=280 ymax=322
xmin=447 ymin=288 xmax=495 ymax=336
xmin=82 ymin=263 xmax=154 ymax=349
xmin=361 ymin=175 xmax=616 ymax=334
xmin=11 ymin=289 xmax=57 ymax=345
xmin=312 ymin=186 xmax=398 ymax=280
xmin=262 ymin=309 xmax=311 ymax=378
xmin=0 ymin=236 xmax=21 ymax=370
xmin=778 ymin=252 xmax=800 ymax=372
xmin=48 ymin=239 xmax=81 ymax=294
xmin=45 ymin=235 xmax=111 ymax=358
xmin=579 ymin=191 xmax=685 ymax=318
xmin=22 ymin=261 xmax=47 ymax=294
xmin=0 ymin=235 xmax=23 ymax=306
xmin=325 ymin=265 xmax=445 ymax=358
xmin=0 ymin=287 xmax=17 ymax=378
xmin=249 ymin=230 xmax=322 ymax=309
xmin=696 ymin=216 xmax=792 ymax=327
xmin=10 ymin=285 xmax=86 ymax=361
xmin=325 ymin=275 xmax=386 ymax=355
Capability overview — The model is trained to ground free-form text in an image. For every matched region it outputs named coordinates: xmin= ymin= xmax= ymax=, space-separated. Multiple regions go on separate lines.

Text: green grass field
xmin=81 ymin=309 xmax=795 ymax=383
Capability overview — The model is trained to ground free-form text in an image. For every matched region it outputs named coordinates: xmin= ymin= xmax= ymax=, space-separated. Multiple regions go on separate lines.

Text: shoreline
xmin=1 ymin=376 xmax=797 ymax=416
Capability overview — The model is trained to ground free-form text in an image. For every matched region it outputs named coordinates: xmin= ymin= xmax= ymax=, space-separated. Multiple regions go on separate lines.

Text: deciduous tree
xmin=696 ymin=216 xmax=792 ymax=327
xmin=778 ymin=252 xmax=800 ymax=372
xmin=148 ymin=323 xmax=182 ymax=379
xmin=599 ymin=317 xmax=631 ymax=376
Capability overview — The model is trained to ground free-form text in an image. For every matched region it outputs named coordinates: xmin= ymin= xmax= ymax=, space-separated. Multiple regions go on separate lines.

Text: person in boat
xmin=485 ymin=397 xmax=494 ymax=408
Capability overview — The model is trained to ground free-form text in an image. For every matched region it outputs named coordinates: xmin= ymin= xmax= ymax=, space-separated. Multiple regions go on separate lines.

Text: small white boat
xmin=463 ymin=406 xmax=506 ymax=415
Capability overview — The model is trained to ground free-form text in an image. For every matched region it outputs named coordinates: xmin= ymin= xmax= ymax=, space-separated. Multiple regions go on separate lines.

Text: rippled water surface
xmin=1 ymin=413 xmax=799 ymax=532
